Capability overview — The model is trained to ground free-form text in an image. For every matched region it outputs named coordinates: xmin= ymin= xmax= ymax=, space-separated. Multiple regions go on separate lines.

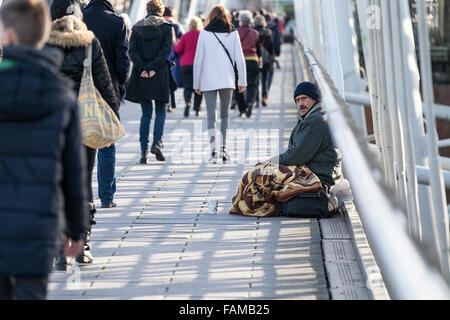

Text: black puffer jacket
xmin=0 ymin=45 xmax=89 ymax=276
xmin=126 ymin=14 xmax=174 ymax=104
xmin=47 ymin=15 xmax=119 ymax=118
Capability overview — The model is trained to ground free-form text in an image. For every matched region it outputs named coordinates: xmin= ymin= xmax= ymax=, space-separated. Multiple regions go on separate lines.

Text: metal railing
xmin=292 ymin=0 xmax=450 ymax=299
xmin=293 ymin=35 xmax=450 ymax=300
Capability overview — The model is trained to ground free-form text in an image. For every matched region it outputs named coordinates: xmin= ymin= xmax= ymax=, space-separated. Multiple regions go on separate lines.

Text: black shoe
xmin=76 ymin=233 xmax=93 ymax=264
xmin=262 ymin=97 xmax=268 ymax=106
xmin=246 ymin=108 xmax=252 ymax=118
xmin=76 ymin=250 xmax=93 ymax=264
xmin=151 ymin=147 xmax=166 ymax=162
xmin=139 ymin=151 xmax=148 ymax=164
xmin=195 ymin=110 xmax=200 ymax=117
xmin=209 ymin=150 xmax=218 ymax=164
xmin=101 ymin=201 xmax=117 ymax=208
xmin=184 ymin=104 xmax=190 ymax=118
xmin=220 ymin=146 xmax=231 ymax=162
xmin=54 ymin=251 xmax=68 ymax=271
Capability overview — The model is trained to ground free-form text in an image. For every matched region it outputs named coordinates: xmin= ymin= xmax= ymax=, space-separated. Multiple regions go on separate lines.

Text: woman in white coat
xmin=194 ymin=5 xmax=247 ymax=162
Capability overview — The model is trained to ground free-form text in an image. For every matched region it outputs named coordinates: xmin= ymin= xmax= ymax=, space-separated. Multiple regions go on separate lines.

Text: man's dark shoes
xmin=184 ymin=104 xmax=191 ymax=118
xmin=54 ymin=251 xmax=68 ymax=271
xmin=139 ymin=151 xmax=148 ymax=164
xmin=101 ymin=201 xmax=117 ymax=208
xmin=151 ymin=147 xmax=166 ymax=162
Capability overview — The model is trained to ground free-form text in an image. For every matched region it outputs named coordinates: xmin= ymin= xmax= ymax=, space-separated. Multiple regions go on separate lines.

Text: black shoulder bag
xmin=212 ymin=32 xmax=239 ymax=87
xmin=276 ymin=187 xmax=336 ymax=219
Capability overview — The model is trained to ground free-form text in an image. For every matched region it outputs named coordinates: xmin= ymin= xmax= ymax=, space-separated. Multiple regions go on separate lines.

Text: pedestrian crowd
xmin=0 ymin=0 xmax=340 ymax=300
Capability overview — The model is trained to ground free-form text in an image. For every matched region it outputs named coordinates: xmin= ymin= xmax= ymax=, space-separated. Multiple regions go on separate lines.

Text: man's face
xmin=295 ymin=94 xmax=317 ymax=117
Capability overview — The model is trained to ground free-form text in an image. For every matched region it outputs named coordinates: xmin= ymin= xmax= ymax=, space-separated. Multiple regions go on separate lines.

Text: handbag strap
xmin=212 ymin=32 xmax=234 ymax=69
xmin=83 ymin=44 xmax=93 ymax=69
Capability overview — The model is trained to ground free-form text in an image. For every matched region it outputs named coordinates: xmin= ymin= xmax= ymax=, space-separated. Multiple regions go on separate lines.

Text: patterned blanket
xmin=229 ymin=163 xmax=323 ymax=218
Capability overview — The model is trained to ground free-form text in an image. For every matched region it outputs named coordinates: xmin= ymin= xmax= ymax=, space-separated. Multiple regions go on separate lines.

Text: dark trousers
xmin=0 ymin=275 xmax=48 ymax=300
xmin=180 ymin=65 xmax=203 ymax=111
xmin=140 ymin=100 xmax=167 ymax=153
xmin=97 ymin=144 xmax=116 ymax=204
xmin=85 ymin=146 xmax=97 ymax=204
xmin=236 ymin=60 xmax=259 ymax=114
xmin=260 ymin=64 xmax=273 ymax=99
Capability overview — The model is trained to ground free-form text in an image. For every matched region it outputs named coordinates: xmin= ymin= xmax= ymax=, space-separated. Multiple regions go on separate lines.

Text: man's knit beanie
xmin=293 ymin=81 xmax=322 ymax=102
xmin=50 ymin=0 xmax=82 ymax=21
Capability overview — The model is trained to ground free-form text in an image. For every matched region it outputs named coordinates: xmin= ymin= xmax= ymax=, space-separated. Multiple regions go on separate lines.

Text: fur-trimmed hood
xmin=132 ymin=14 xmax=172 ymax=41
xmin=134 ymin=14 xmax=168 ymax=27
xmin=47 ymin=15 xmax=95 ymax=48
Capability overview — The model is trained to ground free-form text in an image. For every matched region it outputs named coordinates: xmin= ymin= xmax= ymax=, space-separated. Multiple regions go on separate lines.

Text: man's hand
xmin=63 ymin=236 xmax=84 ymax=258
xmin=195 ymin=89 xmax=202 ymax=96
xmin=141 ymin=71 xmax=149 ymax=78
xmin=238 ymin=86 xmax=246 ymax=94
xmin=149 ymin=70 xmax=156 ymax=78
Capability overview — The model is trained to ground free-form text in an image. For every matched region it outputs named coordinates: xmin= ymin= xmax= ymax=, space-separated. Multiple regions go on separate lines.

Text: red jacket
xmin=237 ymin=25 xmax=260 ymax=58
xmin=174 ymin=30 xmax=201 ymax=66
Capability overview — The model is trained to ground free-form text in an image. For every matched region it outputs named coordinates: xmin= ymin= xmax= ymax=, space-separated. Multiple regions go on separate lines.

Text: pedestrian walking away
xmin=47 ymin=0 xmax=120 ymax=268
xmin=264 ymin=13 xmax=281 ymax=87
xmin=164 ymin=6 xmax=184 ymax=113
xmin=193 ymin=5 xmax=247 ymax=163
xmin=83 ymin=0 xmax=131 ymax=209
xmin=174 ymin=16 xmax=204 ymax=118
xmin=125 ymin=0 xmax=174 ymax=165
xmin=254 ymin=14 xmax=275 ymax=107
xmin=236 ymin=10 xmax=262 ymax=118
xmin=0 ymin=0 xmax=88 ymax=300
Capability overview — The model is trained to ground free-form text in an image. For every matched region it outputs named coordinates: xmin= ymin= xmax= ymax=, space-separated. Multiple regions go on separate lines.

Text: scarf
xmin=204 ymin=18 xmax=235 ymax=33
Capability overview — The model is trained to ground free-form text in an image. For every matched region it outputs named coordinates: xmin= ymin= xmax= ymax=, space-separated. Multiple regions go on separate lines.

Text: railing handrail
xmin=293 ymin=36 xmax=450 ymax=300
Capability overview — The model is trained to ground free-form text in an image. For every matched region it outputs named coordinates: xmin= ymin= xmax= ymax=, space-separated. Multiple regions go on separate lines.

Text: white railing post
xmin=334 ymin=0 xmax=368 ymax=134
xmin=416 ymin=0 xmax=450 ymax=280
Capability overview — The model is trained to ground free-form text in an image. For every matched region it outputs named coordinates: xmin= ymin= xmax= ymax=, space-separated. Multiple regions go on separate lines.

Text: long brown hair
xmin=204 ymin=5 xmax=233 ymax=32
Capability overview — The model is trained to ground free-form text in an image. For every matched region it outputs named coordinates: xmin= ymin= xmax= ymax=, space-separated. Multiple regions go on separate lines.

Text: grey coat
xmin=272 ymin=103 xmax=340 ymax=187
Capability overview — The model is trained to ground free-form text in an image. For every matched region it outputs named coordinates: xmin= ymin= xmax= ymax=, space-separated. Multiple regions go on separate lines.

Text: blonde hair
xmin=253 ymin=15 xmax=266 ymax=28
xmin=188 ymin=16 xmax=203 ymax=31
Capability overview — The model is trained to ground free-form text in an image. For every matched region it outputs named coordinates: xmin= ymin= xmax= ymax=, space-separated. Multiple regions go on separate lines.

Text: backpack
xmin=260 ymin=33 xmax=273 ymax=65
xmin=261 ymin=46 xmax=273 ymax=65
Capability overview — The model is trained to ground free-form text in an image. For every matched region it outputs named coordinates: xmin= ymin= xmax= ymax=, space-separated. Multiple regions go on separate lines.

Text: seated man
xmin=229 ymin=82 xmax=340 ymax=218
xmin=269 ymin=81 xmax=339 ymax=191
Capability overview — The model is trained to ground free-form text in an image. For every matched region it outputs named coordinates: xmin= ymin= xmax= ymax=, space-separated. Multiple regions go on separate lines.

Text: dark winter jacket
xmin=255 ymin=26 xmax=274 ymax=67
xmin=83 ymin=0 xmax=130 ymax=101
xmin=47 ymin=15 xmax=119 ymax=118
xmin=272 ymin=103 xmax=339 ymax=187
xmin=126 ymin=14 xmax=174 ymax=104
xmin=0 ymin=46 xmax=89 ymax=276
xmin=267 ymin=21 xmax=281 ymax=57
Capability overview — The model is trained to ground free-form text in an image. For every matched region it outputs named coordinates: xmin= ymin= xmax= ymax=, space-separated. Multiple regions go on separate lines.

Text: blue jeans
xmin=140 ymin=100 xmax=166 ymax=153
xmin=97 ymin=144 xmax=116 ymax=204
